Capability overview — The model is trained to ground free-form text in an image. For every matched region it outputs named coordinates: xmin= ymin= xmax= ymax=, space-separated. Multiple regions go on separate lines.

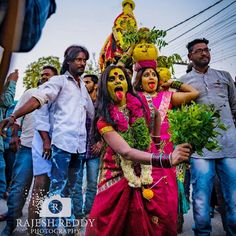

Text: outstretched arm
xmin=103 ymin=130 xmax=191 ymax=166
xmin=0 ymin=97 xmax=40 ymax=136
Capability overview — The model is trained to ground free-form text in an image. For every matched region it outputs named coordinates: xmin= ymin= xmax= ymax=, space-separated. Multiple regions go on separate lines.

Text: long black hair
xmin=93 ymin=65 xmax=146 ymax=142
xmin=60 ymin=45 xmax=89 ymax=74
xmin=133 ymin=67 xmax=159 ymax=92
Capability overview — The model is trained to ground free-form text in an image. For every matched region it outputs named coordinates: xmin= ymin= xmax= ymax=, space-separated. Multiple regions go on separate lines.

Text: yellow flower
xmin=142 ymin=188 xmax=154 ymax=200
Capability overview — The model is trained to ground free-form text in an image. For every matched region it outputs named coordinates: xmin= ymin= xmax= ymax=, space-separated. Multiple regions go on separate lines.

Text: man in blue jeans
xmin=0 ymin=66 xmax=58 ymax=236
xmin=0 ymin=45 xmax=94 ymax=236
xmin=74 ymin=74 xmax=102 ymax=220
xmin=180 ymin=38 xmax=236 ymax=236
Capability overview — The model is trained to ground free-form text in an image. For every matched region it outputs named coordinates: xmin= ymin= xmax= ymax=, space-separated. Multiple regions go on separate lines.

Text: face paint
xmin=133 ymin=43 xmax=158 ymax=62
xmin=141 ymin=68 xmax=158 ymax=94
xmin=107 ymin=68 xmax=128 ymax=106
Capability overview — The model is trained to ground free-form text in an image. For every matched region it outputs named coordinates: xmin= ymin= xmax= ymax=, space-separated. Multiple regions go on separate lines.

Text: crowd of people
xmin=0 ymin=37 xmax=235 ymax=236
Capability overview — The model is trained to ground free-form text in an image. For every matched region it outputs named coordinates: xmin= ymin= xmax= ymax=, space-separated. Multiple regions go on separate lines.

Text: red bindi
xmin=114 ymin=72 xmax=118 ymax=76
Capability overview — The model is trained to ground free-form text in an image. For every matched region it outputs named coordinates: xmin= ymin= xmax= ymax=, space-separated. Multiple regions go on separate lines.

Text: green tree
xmin=85 ymin=53 xmax=100 ymax=76
xmin=23 ymin=56 xmax=61 ymax=89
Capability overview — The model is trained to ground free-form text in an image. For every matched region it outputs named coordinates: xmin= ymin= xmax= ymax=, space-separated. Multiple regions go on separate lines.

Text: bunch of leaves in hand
xmin=168 ymin=102 xmax=227 ymax=155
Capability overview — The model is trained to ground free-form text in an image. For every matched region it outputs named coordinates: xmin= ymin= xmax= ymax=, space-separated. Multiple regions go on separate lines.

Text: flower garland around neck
xmin=108 ymin=93 xmax=152 ymax=188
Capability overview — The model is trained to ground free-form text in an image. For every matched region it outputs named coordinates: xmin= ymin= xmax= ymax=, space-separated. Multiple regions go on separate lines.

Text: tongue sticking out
xmin=115 ymin=91 xmax=124 ymax=101
xmin=149 ymin=83 xmax=155 ymax=89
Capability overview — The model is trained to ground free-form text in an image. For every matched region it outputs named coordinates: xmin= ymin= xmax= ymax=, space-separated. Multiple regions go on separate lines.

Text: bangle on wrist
xmin=151 ymin=153 xmax=172 ymax=168
xmin=151 ymin=135 xmax=161 ymax=144
xmin=170 ymin=80 xmax=183 ymax=90
xmin=159 ymin=153 xmax=163 ymax=168
xmin=154 ymin=142 xmax=161 ymax=145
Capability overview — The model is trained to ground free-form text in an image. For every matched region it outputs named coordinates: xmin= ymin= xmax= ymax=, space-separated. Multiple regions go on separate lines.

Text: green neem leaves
xmin=168 ymin=102 xmax=227 ymax=156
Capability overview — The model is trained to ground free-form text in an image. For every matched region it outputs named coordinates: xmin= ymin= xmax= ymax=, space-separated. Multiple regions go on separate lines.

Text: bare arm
xmin=0 ymin=97 xmax=40 ymax=136
xmin=39 ymin=130 xmax=51 ymax=160
xmin=103 ymin=130 xmax=192 ymax=166
xmin=13 ymin=97 xmax=40 ymax=119
xmin=161 ymin=79 xmax=199 ymax=107
xmin=0 ymin=70 xmax=18 ymax=107
xmin=9 ymin=123 xmax=21 ymax=152
xmin=172 ymin=83 xmax=199 ymax=107
xmin=151 ymin=109 xmax=161 ymax=148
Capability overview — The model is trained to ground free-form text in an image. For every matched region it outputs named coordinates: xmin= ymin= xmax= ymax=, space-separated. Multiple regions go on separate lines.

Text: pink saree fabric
xmin=86 ymin=97 xmax=178 ymax=235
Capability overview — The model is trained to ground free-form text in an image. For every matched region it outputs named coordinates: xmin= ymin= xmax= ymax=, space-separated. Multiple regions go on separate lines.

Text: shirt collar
xmin=64 ymin=71 xmax=76 ymax=80
xmin=192 ymin=66 xmax=210 ymax=74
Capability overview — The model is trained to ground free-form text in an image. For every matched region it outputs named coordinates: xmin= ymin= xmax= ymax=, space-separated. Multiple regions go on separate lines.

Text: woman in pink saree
xmin=133 ymin=64 xmax=199 ymax=234
xmin=85 ymin=65 xmax=192 ymax=236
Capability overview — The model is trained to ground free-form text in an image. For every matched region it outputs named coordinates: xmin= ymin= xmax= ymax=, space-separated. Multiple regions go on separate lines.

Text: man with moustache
xmin=0 ymin=45 xmax=94 ymax=236
xmin=179 ymin=38 xmax=236 ymax=236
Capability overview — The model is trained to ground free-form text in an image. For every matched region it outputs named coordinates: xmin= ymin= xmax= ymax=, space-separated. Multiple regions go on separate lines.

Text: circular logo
xmin=48 ymin=199 xmax=63 ymax=214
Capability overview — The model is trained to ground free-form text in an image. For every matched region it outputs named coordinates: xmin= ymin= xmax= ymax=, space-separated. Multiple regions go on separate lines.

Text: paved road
xmin=0 ymin=198 xmax=225 ymax=236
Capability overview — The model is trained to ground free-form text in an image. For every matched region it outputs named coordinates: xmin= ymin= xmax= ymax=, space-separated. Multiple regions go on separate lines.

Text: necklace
xmin=144 ymin=93 xmax=155 ymax=131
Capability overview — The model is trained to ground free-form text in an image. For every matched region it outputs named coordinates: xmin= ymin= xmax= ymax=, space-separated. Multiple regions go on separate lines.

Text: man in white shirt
xmin=28 ymin=65 xmax=58 ymax=235
xmin=0 ymin=65 xmax=58 ymax=236
xmin=0 ymin=45 xmax=94 ymax=236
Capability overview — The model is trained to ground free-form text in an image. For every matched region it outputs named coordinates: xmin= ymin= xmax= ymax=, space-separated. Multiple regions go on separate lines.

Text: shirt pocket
xmin=209 ymin=80 xmax=228 ymax=99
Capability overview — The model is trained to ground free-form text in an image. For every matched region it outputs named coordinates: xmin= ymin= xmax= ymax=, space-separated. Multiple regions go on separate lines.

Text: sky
xmin=6 ymin=0 xmax=236 ymax=99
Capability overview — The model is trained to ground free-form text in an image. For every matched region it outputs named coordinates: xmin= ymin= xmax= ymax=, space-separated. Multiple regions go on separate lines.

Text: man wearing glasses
xmin=180 ymin=38 xmax=236 ymax=236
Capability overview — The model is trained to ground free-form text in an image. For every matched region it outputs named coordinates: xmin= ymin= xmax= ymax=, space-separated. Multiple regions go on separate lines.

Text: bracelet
xmin=150 ymin=153 xmax=153 ymax=166
xmin=151 ymin=135 xmax=161 ymax=144
xmin=151 ymin=153 xmax=172 ymax=168
xmin=170 ymin=80 xmax=183 ymax=90
xmin=154 ymin=142 xmax=161 ymax=145
xmin=159 ymin=153 xmax=163 ymax=168
xmin=151 ymin=135 xmax=161 ymax=138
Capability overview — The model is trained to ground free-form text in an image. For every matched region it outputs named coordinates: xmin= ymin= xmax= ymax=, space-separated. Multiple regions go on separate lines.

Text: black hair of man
xmin=43 ymin=65 xmax=58 ymax=75
xmin=186 ymin=62 xmax=193 ymax=73
xmin=83 ymin=74 xmax=98 ymax=84
xmin=186 ymin=38 xmax=209 ymax=53
xmin=60 ymin=45 xmax=89 ymax=75
xmin=63 ymin=44 xmax=80 ymax=58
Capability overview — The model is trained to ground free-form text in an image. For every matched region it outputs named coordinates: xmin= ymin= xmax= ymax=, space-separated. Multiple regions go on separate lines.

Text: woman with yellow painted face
xmin=133 ymin=64 xmax=199 ymax=235
xmin=85 ymin=65 xmax=192 ymax=236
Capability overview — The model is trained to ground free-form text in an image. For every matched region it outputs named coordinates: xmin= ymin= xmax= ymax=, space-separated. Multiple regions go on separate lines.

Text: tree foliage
xmin=23 ymin=56 xmax=61 ymax=89
xmin=85 ymin=53 xmax=100 ymax=77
